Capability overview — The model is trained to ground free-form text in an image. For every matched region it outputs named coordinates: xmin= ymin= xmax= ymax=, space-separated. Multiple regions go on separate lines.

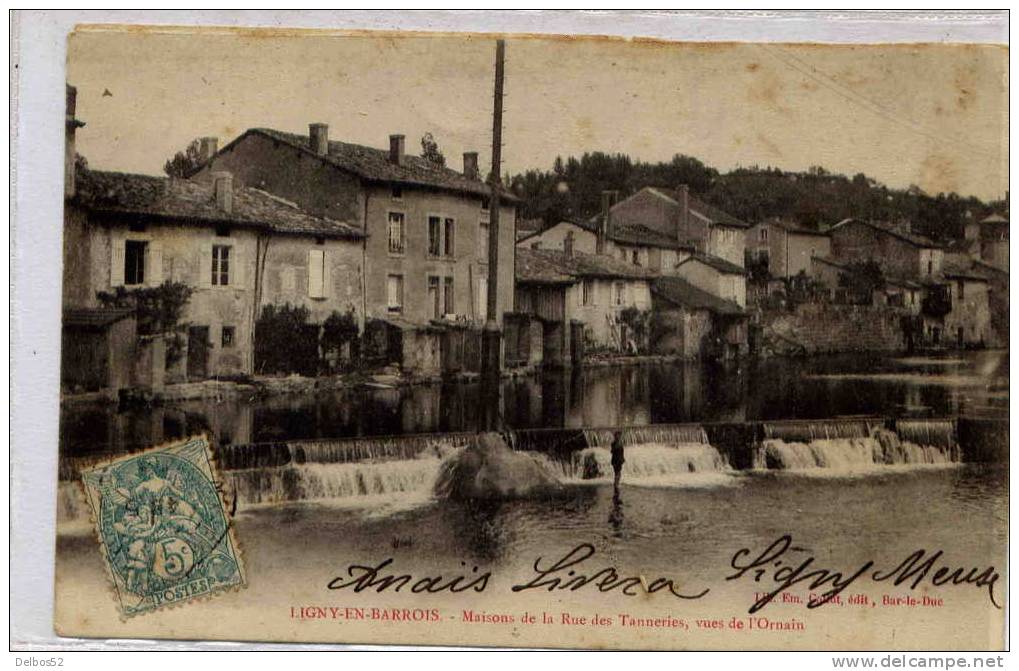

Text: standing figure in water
xmin=610 ymin=430 xmax=625 ymax=501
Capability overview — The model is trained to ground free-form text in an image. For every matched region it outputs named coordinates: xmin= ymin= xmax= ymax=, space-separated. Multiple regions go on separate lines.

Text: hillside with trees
xmin=508 ymin=152 xmax=1007 ymax=242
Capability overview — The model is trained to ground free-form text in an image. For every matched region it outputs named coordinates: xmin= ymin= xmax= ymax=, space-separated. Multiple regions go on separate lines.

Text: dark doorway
xmin=187 ymin=326 xmax=210 ymax=380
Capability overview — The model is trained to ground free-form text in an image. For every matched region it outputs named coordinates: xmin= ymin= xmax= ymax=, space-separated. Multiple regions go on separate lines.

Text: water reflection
xmin=60 ymin=350 xmax=1008 ymax=457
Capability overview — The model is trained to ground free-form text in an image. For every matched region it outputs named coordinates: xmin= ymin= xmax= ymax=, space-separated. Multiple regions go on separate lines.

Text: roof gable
xmin=220 ymin=128 xmax=518 ymax=203
xmin=676 ymin=252 xmax=746 ymax=275
xmin=73 ymin=169 xmax=364 ymax=240
xmin=652 ymin=276 xmax=745 ymax=316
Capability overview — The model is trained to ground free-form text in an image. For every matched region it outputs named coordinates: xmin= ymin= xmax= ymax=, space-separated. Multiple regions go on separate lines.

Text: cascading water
xmin=759 ymin=419 xmax=960 ymax=471
xmin=549 ymin=424 xmax=732 ymax=486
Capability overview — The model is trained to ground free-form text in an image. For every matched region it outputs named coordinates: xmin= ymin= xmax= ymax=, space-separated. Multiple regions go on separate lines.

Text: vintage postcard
xmin=53 ymin=21 xmax=1007 ymax=649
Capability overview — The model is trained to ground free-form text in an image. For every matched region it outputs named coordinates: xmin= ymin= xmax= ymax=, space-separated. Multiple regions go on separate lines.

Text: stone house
xmin=607 ymin=185 xmax=749 ymax=268
xmin=829 ymin=218 xmax=945 ymax=280
xmin=65 ymin=167 xmax=364 ymax=381
xmin=967 ymin=213 xmax=1009 ymax=271
xmin=194 ymin=125 xmax=518 ymax=327
xmin=674 ymin=253 xmax=747 ymax=308
xmin=826 ymin=219 xmax=992 ymax=348
xmin=518 ymin=192 xmax=696 ymax=273
xmin=515 ymin=247 xmax=656 ymax=361
xmin=746 ymin=218 xmax=831 ymax=278
xmin=940 ymin=263 xmax=992 ymax=348
xmin=650 ymin=276 xmax=747 ymax=360
xmin=809 ymin=256 xmax=922 ymax=312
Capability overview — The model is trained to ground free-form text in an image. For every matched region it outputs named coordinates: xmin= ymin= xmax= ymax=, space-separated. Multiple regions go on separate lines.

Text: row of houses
xmin=62 ymin=85 xmax=518 ymax=392
xmin=62 ymin=82 xmax=1008 ymax=394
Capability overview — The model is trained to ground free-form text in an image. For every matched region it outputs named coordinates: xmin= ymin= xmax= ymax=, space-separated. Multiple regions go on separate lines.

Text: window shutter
xmin=110 ymin=232 xmax=125 ymax=287
xmin=321 ymin=250 xmax=332 ymax=299
xmin=308 ymin=249 xmax=324 ymax=298
xmin=199 ymin=243 xmax=212 ymax=288
xmin=232 ymin=245 xmax=245 ymax=288
xmin=147 ymin=241 xmax=163 ymax=287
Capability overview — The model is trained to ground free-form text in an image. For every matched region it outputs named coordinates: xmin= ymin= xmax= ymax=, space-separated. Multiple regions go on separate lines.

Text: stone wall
xmin=762 ymin=303 xmax=906 ymax=355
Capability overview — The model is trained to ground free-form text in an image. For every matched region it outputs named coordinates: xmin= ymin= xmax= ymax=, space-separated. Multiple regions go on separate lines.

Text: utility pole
xmin=481 ymin=39 xmax=505 ymax=382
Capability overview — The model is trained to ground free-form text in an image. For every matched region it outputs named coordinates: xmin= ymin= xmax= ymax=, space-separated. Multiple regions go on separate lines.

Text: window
xmin=427 ymin=276 xmax=441 ymax=318
xmin=478 ymin=222 xmax=490 ymax=262
xmin=391 ymin=186 xmax=403 ymax=200
xmin=632 ymin=250 xmax=640 ymax=266
xmin=927 ymin=259 xmax=933 ymax=276
xmin=760 ymin=227 xmax=768 ymax=242
xmin=215 ymin=225 xmax=231 ymax=238
xmin=481 ymin=196 xmax=490 ymax=211
xmin=614 ymin=281 xmax=626 ymax=306
xmin=428 ymin=216 xmax=456 ymax=257
xmin=475 ymin=277 xmax=488 ymax=319
xmin=124 ymin=240 xmax=147 ymax=286
xmin=388 ymin=212 xmax=405 ymax=254
xmin=443 ymin=276 xmax=455 ymax=315
xmin=428 ymin=216 xmax=442 ymax=256
xmin=212 ymin=245 xmax=230 ymax=286
xmin=221 ymin=326 xmax=235 ymax=348
xmin=582 ymin=279 xmax=594 ymax=306
xmin=386 ymin=274 xmax=404 ymax=312
xmin=308 ymin=248 xmax=327 ymax=298
xmin=444 ymin=218 xmax=455 ymax=257
xmin=957 ymin=280 xmax=965 ymax=300
xmin=129 ymin=222 xmax=147 ymax=233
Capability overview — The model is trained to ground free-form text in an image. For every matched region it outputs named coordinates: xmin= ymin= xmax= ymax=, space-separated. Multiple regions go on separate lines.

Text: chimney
xmin=676 ymin=184 xmax=690 ymax=243
xmin=597 ymin=190 xmax=615 ymax=255
xmin=389 ymin=134 xmax=405 ymax=165
xmin=564 ymin=231 xmax=574 ymax=258
xmin=65 ymin=84 xmax=84 ymax=199
xmin=309 ymin=123 xmax=329 ymax=156
xmin=463 ymin=151 xmax=479 ymax=180
xmin=199 ymin=136 xmax=218 ymax=164
xmin=213 ymin=171 xmax=233 ymax=214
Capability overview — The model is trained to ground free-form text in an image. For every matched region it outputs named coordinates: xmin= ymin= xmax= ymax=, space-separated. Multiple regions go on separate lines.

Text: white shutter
xmin=231 ymin=244 xmax=245 ymax=288
xmin=321 ymin=250 xmax=332 ymax=299
xmin=147 ymin=241 xmax=163 ymax=287
xmin=308 ymin=249 xmax=324 ymax=298
xmin=110 ymin=232 xmax=125 ymax=287
xmin=198 ymin=242 xmax=212 ymax=288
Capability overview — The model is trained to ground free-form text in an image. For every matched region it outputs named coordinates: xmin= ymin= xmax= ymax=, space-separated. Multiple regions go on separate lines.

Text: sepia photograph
xmin=36 ymin=14 xmax=1009 ymax=651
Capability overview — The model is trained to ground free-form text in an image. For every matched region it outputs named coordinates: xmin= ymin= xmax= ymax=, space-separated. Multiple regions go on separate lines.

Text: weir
xmin=55 ymin=417 xmax=1005 ymax=520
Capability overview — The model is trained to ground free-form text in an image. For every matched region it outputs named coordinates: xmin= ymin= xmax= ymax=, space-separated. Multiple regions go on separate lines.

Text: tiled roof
xmin=942 ymin=260 xmax=991 ymax=282
xmin=651 ymin=187 xmax=750 ymax=229
xmin=677 ymin=251 xmax=746 ymax=275
xmin=230 ymin=128 xmax=518 ymax=203
xmin=945 ymin=238 xmax=978 ymax=254
xmin=831 ymin=218 xmax=942 ymax=249
xmin=73 ymin=169 xmax=364 ymax=240
xmin=516 ymin=248 xmax=657 ymax=285
xmin=566 ymin=216 xmax=694 ymax=251
xmin=652 ymin=276 xmax=745 ymax=316
xmin=63 ymin=307 xmax=135 ymax=328
xmin=813 ymin=256 xmax=923 ymax=289
xmin=761 ymin=218 xmax=830 ymax=237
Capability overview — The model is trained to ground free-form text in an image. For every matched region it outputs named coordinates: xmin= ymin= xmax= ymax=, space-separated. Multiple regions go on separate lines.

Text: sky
xmin=68 ymin=26 xmax=1008 ymax=201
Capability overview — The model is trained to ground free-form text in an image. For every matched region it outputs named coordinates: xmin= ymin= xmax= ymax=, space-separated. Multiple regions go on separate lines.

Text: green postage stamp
xmin=80 ymin=436 xmax=245 ymax=617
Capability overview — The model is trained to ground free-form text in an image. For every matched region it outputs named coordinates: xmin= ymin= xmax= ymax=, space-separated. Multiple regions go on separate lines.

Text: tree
xmin=163 ymin=139 xmax=204 ymax=178
xmin=96 ymin=281 xmax=194 ymax=364
xmin=420 ymin=132 xmax=446 ymax=167
xmin=838 ymin=261 xmax=885 ymax=305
